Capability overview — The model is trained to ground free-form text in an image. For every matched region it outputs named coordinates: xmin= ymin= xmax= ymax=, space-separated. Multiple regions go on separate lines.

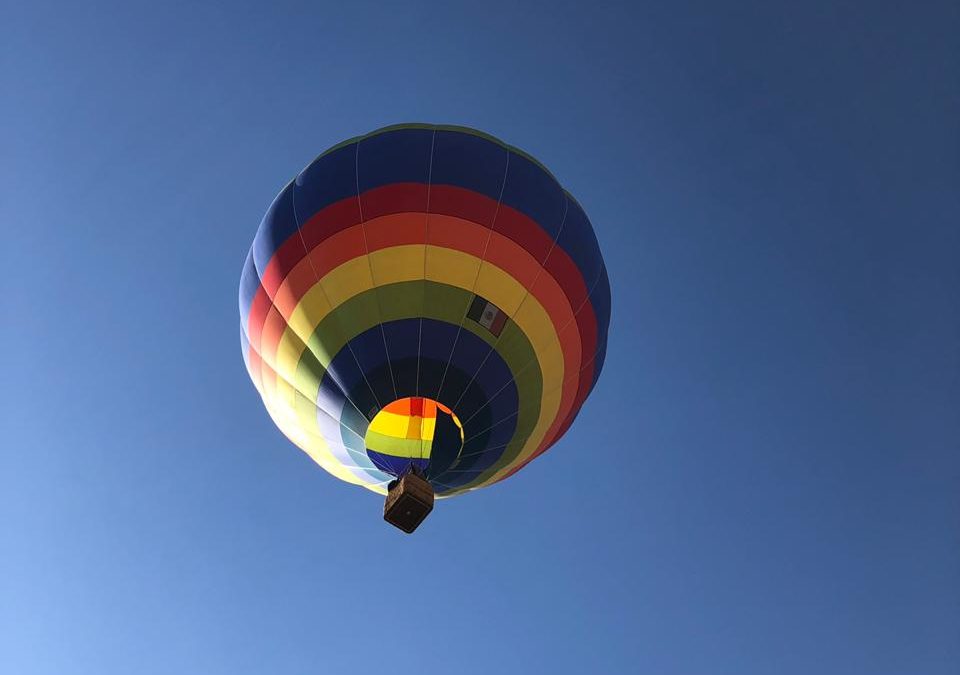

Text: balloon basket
xmin=383 ymin=472 xmax=434 ymax=533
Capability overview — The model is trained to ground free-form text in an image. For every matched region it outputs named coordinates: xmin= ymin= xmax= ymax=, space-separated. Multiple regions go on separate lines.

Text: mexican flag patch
xmin=467 ymin=295 xmax=508 ymax=337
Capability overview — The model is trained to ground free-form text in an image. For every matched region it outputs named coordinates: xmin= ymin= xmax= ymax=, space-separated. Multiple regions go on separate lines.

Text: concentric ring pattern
xmin=239 ymin=124 xmax=611 ymax=497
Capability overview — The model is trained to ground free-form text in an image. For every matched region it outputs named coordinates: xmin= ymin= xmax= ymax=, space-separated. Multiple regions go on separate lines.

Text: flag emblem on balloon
xmin=467 ymin=295 xmax=508 ymax=337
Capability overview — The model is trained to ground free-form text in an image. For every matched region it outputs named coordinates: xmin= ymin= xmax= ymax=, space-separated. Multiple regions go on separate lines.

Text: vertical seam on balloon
xmin=416 ymin=128 xmax=437 ymax=400
xmin=355 ymin=140 xmax=398 ymax=408
xmin=418 ymin=127 xmax=437 ymax=466
xmin=434 ymin=148 xmax=511 ymax=405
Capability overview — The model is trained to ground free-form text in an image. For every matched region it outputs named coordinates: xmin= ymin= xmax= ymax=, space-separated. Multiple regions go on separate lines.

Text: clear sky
xmin=2 ymin=2 xmax=958 ymax=674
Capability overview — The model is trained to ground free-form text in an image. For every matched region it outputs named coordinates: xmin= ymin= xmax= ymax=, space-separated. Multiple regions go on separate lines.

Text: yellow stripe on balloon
xmin=369 ymin=244 xmax=425 ymax=285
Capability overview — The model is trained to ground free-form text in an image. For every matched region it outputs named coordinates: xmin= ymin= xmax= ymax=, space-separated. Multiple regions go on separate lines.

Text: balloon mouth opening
xmin=364 ymin=397 xmax=464 ymax=478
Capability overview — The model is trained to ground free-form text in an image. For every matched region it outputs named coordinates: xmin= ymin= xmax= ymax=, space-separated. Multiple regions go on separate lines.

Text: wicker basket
xmin=383 ymin=472 xmax=435 ymax=533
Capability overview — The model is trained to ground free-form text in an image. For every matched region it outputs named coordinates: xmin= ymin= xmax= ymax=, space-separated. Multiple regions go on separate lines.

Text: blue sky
xmin=2 ymin=2 xmax=958 ymax=674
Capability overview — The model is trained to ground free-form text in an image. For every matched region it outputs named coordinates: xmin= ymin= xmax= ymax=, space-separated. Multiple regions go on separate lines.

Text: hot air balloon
xmin=239 ymin=124 xmax=610 ymax=532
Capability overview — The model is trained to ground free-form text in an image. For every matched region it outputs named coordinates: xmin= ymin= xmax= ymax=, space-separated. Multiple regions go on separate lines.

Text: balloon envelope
xmin=239 ymin=124 xmax=610 ymax=497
